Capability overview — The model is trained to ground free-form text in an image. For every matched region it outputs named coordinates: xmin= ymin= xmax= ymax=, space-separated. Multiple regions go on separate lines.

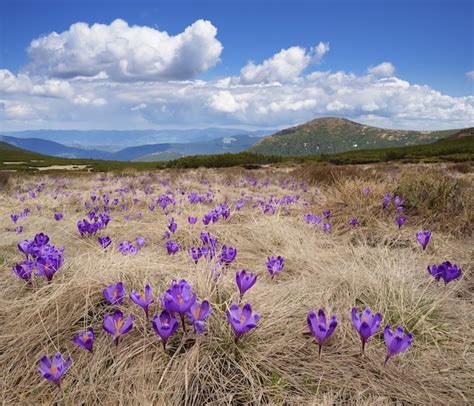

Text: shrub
xmin=395 ymin=168 xmax=473 ymax=234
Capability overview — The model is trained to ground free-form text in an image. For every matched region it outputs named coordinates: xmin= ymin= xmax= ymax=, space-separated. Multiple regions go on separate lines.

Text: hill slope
xmin=248 ymin=117 xmax=460 ymax=156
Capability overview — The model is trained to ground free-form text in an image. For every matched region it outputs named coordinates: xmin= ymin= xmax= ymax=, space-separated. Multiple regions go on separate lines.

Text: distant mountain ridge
xmin=248 ymin=117 xmax=461 ymax=156
xmin=0 ymin=133 xmax=263 ymax=161
xmin=5 ymin=128 xmax=271 ymax=149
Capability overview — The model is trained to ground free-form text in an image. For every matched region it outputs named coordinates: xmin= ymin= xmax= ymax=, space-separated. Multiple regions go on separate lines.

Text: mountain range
xmin=0 ymin=117 xmax=467 ymax=161
xmin=0 ymin=133 xmax=264 ymax=161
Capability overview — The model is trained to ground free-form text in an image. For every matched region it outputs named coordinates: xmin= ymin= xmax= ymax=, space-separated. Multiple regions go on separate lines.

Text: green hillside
xmin=248 ymin=117 xmax=460 ymax=156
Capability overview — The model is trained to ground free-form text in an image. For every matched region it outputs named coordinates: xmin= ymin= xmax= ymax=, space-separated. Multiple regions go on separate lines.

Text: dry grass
xmin=0 ymin=164 xmax=473 ymax=405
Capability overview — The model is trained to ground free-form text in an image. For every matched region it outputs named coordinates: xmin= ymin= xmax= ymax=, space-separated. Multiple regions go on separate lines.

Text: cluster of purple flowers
xmin=307 ymin=307 xmax=413 ymax=365
xmin=117 ymin=237 xmax=145 ymax=256
xmin=203 ymin=203 xmax=231 ymax=225
xmin=13 ymin=233 xmax=64 ymax=282
xmin=304 ymin=211 xmax=331 ymax=232
xmin=77 ymin=211 xmax=111 ymax=236
xmin=427 ymin=261 xmax=462 ymax=284
xmin=188 ymin=231 xmax=237 ymax=272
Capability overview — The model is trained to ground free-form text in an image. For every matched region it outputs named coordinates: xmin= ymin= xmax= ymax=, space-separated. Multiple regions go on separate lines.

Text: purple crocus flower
xmin=11 ymin=214 xmax=20 ymax=223
xmin=161 ymin=279 xmax=196 ymax=331
xmin=166 ymin=240 xmax=181 ymax=255
xmin=219 ymin=245 xmax=237 ymax=267
xmin=349 ymin=217 xmax=359 ymax=227
xmin=307 ymin=308 xmax=337 ymax=356
xmin=427 ymin=261 xmax=462 ymax=285
xmin=130 ymin=285 xmax=154 ymax=319
xmin=72 ymin=327 xmax=94 ymax=352
xmin=135 ymin=236 xmax=145 ymax=249
xmin=103 ymin=310 xmax=134 ymax=346
xmin=416 ymin=231 xmax=431 ymax=250
xmin=103 ymin=282 xmax=126 ymax=304
xmin=236 ymin=270 xmax=257 ymax=298
xmin=322 ymin=223 xmax=331 ymax=233
xmin=54 ymin=213 xmax=63 ymax=221
xmin=152 ymin=310 xmax=179 ymax=349
xmin=36 ymin=256 xmax=63 ymax=281
xmin=18 ymin=239 xmax=34 ymax=257
xmin=351 ymin=307 xmax=382 ymax=353
xmin=363 ymin=187 xmax=371 ymax=196
xmin=34 ymin=233 xmax=50 ymax=247
xmin=266 ymin=256 xmax=284 ymax=279
xmin=98 ymin=236 xmax=112 ymax=249
xmin=323 ymin=210 xmax=331 ymax=219
xmin=12 ymin=260 xmax=33 ymax=283
xmin=395 ymin=216 xmax=407 ymax=228
xmin=383 ymin=325 xmax=413 ymax=365
xmin=168 ymin=217 xmax=177 ymax=233
xmin=226 ymin=303 xmax=260 ymax=343
xmin=187 ymin=299 xmax=212 ymax=333
xmin=188 ymin=246 xmax=203 ymax=264
xmin=38 ymin=353 xmax=71 ymax=387
xmin=187 ymin=216 xmax=197 ymax=224
xmin=382 ymin=194 xmax=392 ymax=210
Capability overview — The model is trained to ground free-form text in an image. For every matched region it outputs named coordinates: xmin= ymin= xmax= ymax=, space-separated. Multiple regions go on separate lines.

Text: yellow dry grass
xmin=0 ymin=165 xmax=472 ymax=405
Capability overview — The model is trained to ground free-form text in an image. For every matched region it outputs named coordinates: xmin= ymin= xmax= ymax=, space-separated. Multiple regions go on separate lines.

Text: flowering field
xmin=0 ymin=164 xmax=472 ymax=405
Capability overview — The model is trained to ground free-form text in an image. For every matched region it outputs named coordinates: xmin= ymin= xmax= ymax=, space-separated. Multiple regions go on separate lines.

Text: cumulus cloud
xmin=240 ymin=42 xmax=329 ymax=84
xmin=26 ymin=19 xmax=223 ymax=81
xmin=1 ymin=27 xmax=473 ymax=131
xmin=209 ymin=91 xmax=248 ymax=113
xmin=466 ymin=70 xmax=474 ymax=80
xmin=368 ymin=62 xmax=396 ymax=77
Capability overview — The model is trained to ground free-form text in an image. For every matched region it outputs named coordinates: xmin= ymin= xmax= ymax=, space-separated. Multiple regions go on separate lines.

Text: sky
xmin=0 ymin=0 xmax=473 ymax=132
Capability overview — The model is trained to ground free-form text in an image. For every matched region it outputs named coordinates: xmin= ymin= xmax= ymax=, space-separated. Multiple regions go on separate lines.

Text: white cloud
xmin=240 ymin=42 xmax=329 ymax=84
xmin=312 ymin=42 xmax=330 ymax=63
xmin=209 ymin=91 xmax=248 ymax=113
xmin=1 ymin=30 xmax=472 ymax=131
xmin=26 ymin=19 xmax=223 ymax=81
xmin=368 ymin=62 xmax=396 ymax=77
xmin=466 ymin=70 xmax=474 ymax=80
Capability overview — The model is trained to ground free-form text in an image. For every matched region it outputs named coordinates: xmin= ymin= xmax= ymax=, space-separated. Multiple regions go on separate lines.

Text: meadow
xmin=0 ymin=163 xmax=472 ymax=405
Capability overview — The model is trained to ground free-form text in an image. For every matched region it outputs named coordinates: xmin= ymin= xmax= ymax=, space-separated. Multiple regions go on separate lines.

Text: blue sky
xmin=0 ymin=0 xmax=472 ymax=131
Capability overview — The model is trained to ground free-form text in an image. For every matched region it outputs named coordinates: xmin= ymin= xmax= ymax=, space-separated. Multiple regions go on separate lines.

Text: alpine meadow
xmin=0 ymin=0 xmax=473 ymax=404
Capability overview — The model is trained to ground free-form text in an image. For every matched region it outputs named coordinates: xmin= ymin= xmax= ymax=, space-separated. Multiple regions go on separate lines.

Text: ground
xmin=0 ymin=163 xmax=472 ymax=405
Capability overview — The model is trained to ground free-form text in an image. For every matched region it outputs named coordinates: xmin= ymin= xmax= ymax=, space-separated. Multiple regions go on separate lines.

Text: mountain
xmin=5 ymin=128 xmax=271 ymax=149
xmin=0 ymin=133 xmax=263 ymax=162
xmin=445 ymin=127 xmax=474 ymax=140
xmin=0 ymin=135 xmax=114 ymax=159
xmin=248 ymin=117 xmax=461 ymax=156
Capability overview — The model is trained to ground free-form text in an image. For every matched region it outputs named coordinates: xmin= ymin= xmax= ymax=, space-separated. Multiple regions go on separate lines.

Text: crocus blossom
xmin=161 ymin=279 xmax=196 ymax=331
xmin=103 ymin=282 xmax=126 ymax=305
xmin=416 ymin=231 xmax=431 ymax=250
xmin=130 ymin=285 xmax=154 ymax=319
xmin=187 ymin=299 xmax=212 ymax=333
xmin=383 ymin=325 xmax=413 ymax=365
xmin=54 ymin=213 xmax=63 ymax=221
xmin=395 ymin=216 xmax=407 ymax=228
xmin=72 ymin=327 xmax=94 ymax=352
xmin=266 ymin=256 xmax=284 ymax=279
xmin=351 ymin=307 xmax=382 ymax=353
xmin=103 ymin=310 xmax=134 ymax=346
xmin=98 ymin=236 xmax=112 ymax=249
xmin=38 ymin=353 xmax=71 ymax=387
xmin=166 ymin=240 xmax=181 ymax=255
xmin=236 ymin=270 xmax=257 ymax=297
xmin=152 ymin=310 xmax=179 ymax=349
xmin=307 ymin=308 xmax=337 ymax=356
xmin=226 ymin=303 xmax=260 ymax=342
